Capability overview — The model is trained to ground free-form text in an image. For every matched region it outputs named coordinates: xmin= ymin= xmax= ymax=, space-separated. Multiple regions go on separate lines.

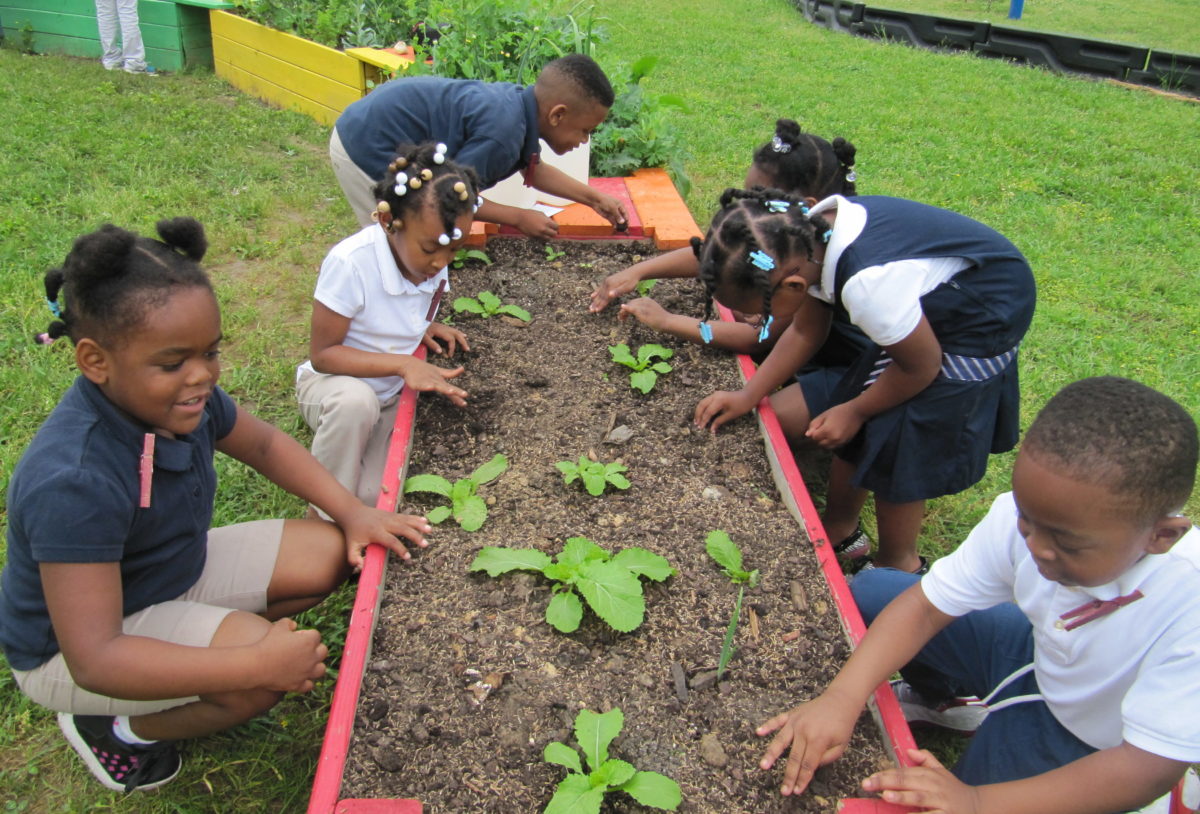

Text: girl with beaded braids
xmin=1 ymin=219 xmax=432 ymax=793
xmin=693 ymin=188 xmax=1036 ymax=575
xmin=297 ymin=142 xmax=481 ymax=515
xmin=588 ymin=119 xmax=860 ymax=354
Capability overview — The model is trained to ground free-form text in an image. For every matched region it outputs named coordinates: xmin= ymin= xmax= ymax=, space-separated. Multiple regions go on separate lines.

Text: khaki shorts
xmin=12 ymin=519 xmax=283 ymax=716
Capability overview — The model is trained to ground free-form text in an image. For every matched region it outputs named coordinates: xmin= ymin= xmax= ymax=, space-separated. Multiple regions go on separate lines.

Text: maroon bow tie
xmin=1059 ymin=591 xmax=1144 ymax=631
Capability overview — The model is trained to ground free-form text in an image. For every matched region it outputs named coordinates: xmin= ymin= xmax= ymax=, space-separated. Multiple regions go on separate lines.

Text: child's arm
xmin=310 ymin=301 xmax=468 ymax=406
xmin=694 ymin=298 xmax=832 ymax=432
xmin=805 ymin=315 xmax=942 ymax=449
xmin=42 ymin=562 xmax=328 ymax=699
xmin=475 ymin=199 xmax=560 ymax=240
xmin=757 ymin=582 xmax=955 ymax=796
xmin=531 ymin=163 xmax=627 ymax=227
xmin=863 ymin=744 xmax=1188 ymax=814
xmin=618 ymin=297 xmax=778 ymax=354
xmin=217 ymin=404 xmax=431 ymax=569
xmin=589 ymin=247 xmax=700 ymax=312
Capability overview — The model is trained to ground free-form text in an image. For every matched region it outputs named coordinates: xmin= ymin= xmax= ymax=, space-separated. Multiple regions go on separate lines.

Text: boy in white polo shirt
xmin=298 ymin=143 xmax=478 ymax=514
xmin=756 ymin=376 xmax=1199 ymax=813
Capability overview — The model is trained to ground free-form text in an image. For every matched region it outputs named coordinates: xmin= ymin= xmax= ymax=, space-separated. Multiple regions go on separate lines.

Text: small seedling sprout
xmin=452 ymin=290 xmax=531 ymax=322
xmin=705 ymin=530 xmax=759 ymax=680
xmin=403 ymin=454 xmax=508 ymax=531
xmin=609 ymin=343 xmax=673 ymax=394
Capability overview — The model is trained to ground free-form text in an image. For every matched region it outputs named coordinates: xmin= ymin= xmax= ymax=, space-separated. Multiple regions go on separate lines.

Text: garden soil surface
xmin=339 ymin=239 xmax=892 ymax=812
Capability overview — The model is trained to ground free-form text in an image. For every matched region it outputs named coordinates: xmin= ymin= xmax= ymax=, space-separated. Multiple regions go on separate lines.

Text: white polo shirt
xmin=297 ymin=225 xmax=449 ymax=402
xmin=922 ymin=492 xmax=1200 ymax=760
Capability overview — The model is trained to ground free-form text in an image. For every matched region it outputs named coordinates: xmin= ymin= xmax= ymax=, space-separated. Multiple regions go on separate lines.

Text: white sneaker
xmin=1133 ymin=767 xmax=1199 ymax=813
xmin=890 ymin=679 xmax=988 ymax=735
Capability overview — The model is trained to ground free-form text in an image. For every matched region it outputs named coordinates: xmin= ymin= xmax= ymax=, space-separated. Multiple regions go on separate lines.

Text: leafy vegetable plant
xmin=634 ymin=278 xmax=657 ymax=297
xmin=609 ymin=343 xmax=673 ymax=394
xmin=452 ymin=290 xmax=531 ymax=322
xmin=403 ymin=454 xmax=508 ymax=532
xmin=470 ymin=536 xmax=674 ymax=632
xmin=544 ymin=244 xmax=567 ymax=262
xmin=706 ymin=530 xmax=760 ymax=680
xmin=543 ymin=707 xmax=682 ymax=813
xmin=556 ymin=455 xmax=630 ymax=496
xmin=452 ymin=247 xmax=492 ymax=270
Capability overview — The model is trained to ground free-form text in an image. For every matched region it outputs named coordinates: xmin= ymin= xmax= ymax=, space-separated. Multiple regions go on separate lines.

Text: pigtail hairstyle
xmin=751 ymin=118 xmax=859 ymax=198
xmin=371 ymin=142 xmax=482 ymax=245
xmin=37 ymin=218 xmax=212 ymax=348
xmin=696 ymin=187 xmax=831 ymax=325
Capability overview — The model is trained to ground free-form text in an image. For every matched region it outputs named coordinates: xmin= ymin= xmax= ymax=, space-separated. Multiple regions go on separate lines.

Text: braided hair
xmin=751 ymin=119 xmax=858 ymax=198
xmin=371 ymin=142 xmax=482 ymax=243
xmin=39 ymin=218 xmax=211 ymax=347
xmin=692 ymin=187 xmax=831 ymax=325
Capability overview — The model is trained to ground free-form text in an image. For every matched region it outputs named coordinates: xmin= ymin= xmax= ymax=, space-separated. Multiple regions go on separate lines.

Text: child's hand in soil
xmin=403 ymin=358 xmax=469 ymax=407
xmin=694 ymin=389 xmax=756 ymax=433
xmin=617 ymin=297 xmax=670 ymax=330
xmin=862 ymin=749 xmax=980 ymax=813
xmin=589 ymin=267 xmax=642 ymax=312
xmin=756 ymin=692 xmax=861 ymax=796
xmin=806 ymin=402 xmax=867 ymax=449
xmin=423 ymin=323 xmax=470 ymax=356
xmin=339 ymin=505 xmax=432 ymax=570
xmin=256 ymin=618 xmax=329 ymax=693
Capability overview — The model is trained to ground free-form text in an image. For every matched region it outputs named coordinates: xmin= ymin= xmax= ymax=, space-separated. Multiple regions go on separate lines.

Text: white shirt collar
xmin=808 ymin=194 xmax=867 ymax=304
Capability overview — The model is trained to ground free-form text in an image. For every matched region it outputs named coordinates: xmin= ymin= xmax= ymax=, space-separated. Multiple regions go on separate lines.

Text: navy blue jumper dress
xmin=809 ymin=196 xmax=1036 ymax=503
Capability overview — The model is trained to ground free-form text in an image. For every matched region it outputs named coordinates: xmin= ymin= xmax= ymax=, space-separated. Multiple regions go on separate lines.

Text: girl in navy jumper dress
xmin=694 ymin=188 xmax=1036 ymax=573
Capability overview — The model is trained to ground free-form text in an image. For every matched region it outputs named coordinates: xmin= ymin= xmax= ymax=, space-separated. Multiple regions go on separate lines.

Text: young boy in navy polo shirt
xmin=331 ymin=53 xmax=627 ymax=238
xmin=756 ymin=376 xmax=1199 ymax=814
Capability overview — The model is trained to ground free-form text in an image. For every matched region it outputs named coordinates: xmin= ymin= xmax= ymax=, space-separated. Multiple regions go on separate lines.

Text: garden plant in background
xmin=543 ymin=707 xmax=682 ymax=813
xmin=556 ymin=454 xmax=630 ymax=496
xmin=402 ymin=453 xmax=509 ymax=531
xmin=470 ymin=536 xmax=674 ymax=632
xmin=609 ymin=342 xmax=674 ymax=394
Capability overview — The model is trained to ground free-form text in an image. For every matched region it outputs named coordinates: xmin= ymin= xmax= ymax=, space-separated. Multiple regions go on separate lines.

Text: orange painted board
xmin=494 ymin=177 xmax=646 ymax=240
xmin=626 ymin=168 xmax=702 ymax=249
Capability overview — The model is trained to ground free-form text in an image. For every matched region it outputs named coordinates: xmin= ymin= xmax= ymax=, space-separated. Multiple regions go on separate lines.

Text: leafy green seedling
xmin=544 ymin=244 xmax=567 ymax=262
xmin=452 ymin=247 xmax=492 ymax=270
xmin=706 ymin=530 xmax=760 ymax=680
xmin=556 ymin=455 xmax=630 ymax=496
xmin=470 ymin=536 xmax=674 ymax=632
xmin=543 ymin=707 xmax=682 ymax=813
xmin=609 ymin=343 xmax=674 ymax=394
xmin=634 ymin=278 xmax=658 ymax=297
xmin=403 ymin=454 xmax=508 ymax=532
xmin=452 ymin=290 xmax=531 ymax=322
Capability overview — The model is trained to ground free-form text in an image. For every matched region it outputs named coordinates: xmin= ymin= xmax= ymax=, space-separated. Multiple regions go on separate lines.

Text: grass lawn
xmin=2 ymin=0 xmax=1199 ymax=808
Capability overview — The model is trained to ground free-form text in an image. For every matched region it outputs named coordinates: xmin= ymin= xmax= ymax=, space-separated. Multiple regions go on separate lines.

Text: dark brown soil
xmin=339 ymin=239 xmax=891 ymax=812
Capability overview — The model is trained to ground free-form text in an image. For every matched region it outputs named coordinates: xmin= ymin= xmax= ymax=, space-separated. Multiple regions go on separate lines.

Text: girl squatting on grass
xmin=693 ymin=188 xmax=1036 ymax=575
xmin=590 ymin=118 xmax=864 ymax=357
xmin=0 ymin=219 xmax=432 ymax=793
xmin=297 ymin=142 xmax=481 ymax=516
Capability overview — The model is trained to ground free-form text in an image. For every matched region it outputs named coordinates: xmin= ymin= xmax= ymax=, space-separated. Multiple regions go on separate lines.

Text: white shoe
xmin=890 ymin=679 xmax=988 ymax=735
xmin=1133 ymin=767 xmax=1199 ymax=814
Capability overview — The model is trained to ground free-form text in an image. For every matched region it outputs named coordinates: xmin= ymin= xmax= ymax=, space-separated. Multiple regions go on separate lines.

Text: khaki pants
xmin=329 ymin=127 xmax=379 ymax=227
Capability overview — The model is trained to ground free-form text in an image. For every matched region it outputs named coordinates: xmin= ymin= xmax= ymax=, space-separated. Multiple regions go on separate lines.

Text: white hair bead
xmin=452 ymin=227 xmax=462 ymax=240
xmin=438 ymin=233 xmax=450 ymax=246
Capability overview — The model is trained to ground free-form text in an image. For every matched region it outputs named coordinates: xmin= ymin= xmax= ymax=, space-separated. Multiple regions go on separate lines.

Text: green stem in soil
xmin=717 ymin=585 xmax=743 ymax=681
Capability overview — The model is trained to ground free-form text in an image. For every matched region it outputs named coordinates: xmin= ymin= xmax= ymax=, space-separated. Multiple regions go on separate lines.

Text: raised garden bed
xmin=313 ymin=233 xmax=919 ymax=813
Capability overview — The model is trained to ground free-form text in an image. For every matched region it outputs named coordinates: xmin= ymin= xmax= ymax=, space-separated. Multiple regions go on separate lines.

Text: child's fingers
xmin=437 ymin=365 xmax=467 ymax=380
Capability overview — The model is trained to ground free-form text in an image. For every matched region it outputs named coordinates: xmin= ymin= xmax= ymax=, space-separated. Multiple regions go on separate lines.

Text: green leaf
xmin=581 ymin=470 xmax=608 ymax=495
xmin=593 ymin=758 xmax=636 ymax=788
xmin=717 ymin=585 xmax=744 ymax=680
xmin=470 ymin=453 xmax=508 ymax=485
xmin=636 ymin=343 xmax=674 ymax=364
xmin=478 ymin=290 xmax=502 ymax=312
xmin=426 ymin=505 xmax=452 ymax=525
xmin=558 ymin=537 xmax=609 ymax=566
xmin=543 ymin=562 xmax=578 ymax=583
xmin=604 ymin=462 xmax=628 ymax=475
xmin=606 ymin=473 xmax=631 ymax=490
xmin=577 ymin=561 xmax=645 ymax=632
xmin=455 ymin=494 xmax=488 ymax=531
xmin=620 ymin=770 xmax=682 ymax=810
xmin=543 ymin=742 xmax=583 ymax=775
xmin=705 ymin=530 xmax=743 ymax=574
xmin=546 ymin=589 xmax=584 ymax=632
xmin=611 ymin=548 xmax=674 ymax=582
xmin=450 ymin=478 xmax=475 ymax=505
xmin=608 ymin=343 xmax=637 ymax=367
xmin=452 ymin=296 xmax=484 ymax=314
xmin=403 ymin=474 xmax=453 ymax=497
xmin=629 ymin=369 xmax=656 ymax=394
xmin=469 ymin=547 xmax=552 ymax=576
xmin=629 ymin=55 xmax=659 ymax=83
xmin=544 ymin=775 xmax=605 ymax=814
xmin=575 ymin=707 xmax=623 ymax=770
xmin=650 ymin=362 xmax=673 ymax=374
xmin=462 ymin=249 xmax=492 ymax=265
xmin=498 ymin=304 xmax=532 ymax=321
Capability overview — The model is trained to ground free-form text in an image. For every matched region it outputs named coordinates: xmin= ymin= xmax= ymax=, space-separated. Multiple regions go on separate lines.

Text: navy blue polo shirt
xmin=334 ymin=75 xmax=541 ymax=188
xmin=0 ymin=376 xmax=237 ymax=670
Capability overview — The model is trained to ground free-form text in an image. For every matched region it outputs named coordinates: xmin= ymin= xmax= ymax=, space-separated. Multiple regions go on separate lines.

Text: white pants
xmin=297 ymin=371 xmax=399 ymax=515
xmin=95 ymin=0 xmax=147 ymax=71
xmin=329 ymin=127 xmax=380 ymax=228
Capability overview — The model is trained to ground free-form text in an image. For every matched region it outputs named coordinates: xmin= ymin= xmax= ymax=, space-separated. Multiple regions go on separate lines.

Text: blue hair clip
xmin=800 ymin=203 xmax=811 ymax=215
xmin=765 ymin=199 xmax=790 ymax=213
xmin=698 ymin=321 xmax=714 ymax=344
xmin=46 ymin=298 xmax=61 ymax=318
xmin=822 ymin=229 xmax=833 ymax=243
xmin=749 ymin=250 xmax=775 ymax=271
xmin=758 ymin=315 xmax=774 ymax=342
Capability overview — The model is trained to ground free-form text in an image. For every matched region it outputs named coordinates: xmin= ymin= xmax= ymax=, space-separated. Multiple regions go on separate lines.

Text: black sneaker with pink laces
xmin=58 ymin=713 xmax=181 ymax=792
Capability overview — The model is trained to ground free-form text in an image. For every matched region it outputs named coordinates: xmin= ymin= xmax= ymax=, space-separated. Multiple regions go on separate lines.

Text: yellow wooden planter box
xmin=210 ymin=10 xmax=400 ymax=126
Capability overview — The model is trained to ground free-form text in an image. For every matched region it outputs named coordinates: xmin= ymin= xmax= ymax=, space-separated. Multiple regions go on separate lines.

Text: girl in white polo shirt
xmin=297 ymin=142 xmax=481 ymax=513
